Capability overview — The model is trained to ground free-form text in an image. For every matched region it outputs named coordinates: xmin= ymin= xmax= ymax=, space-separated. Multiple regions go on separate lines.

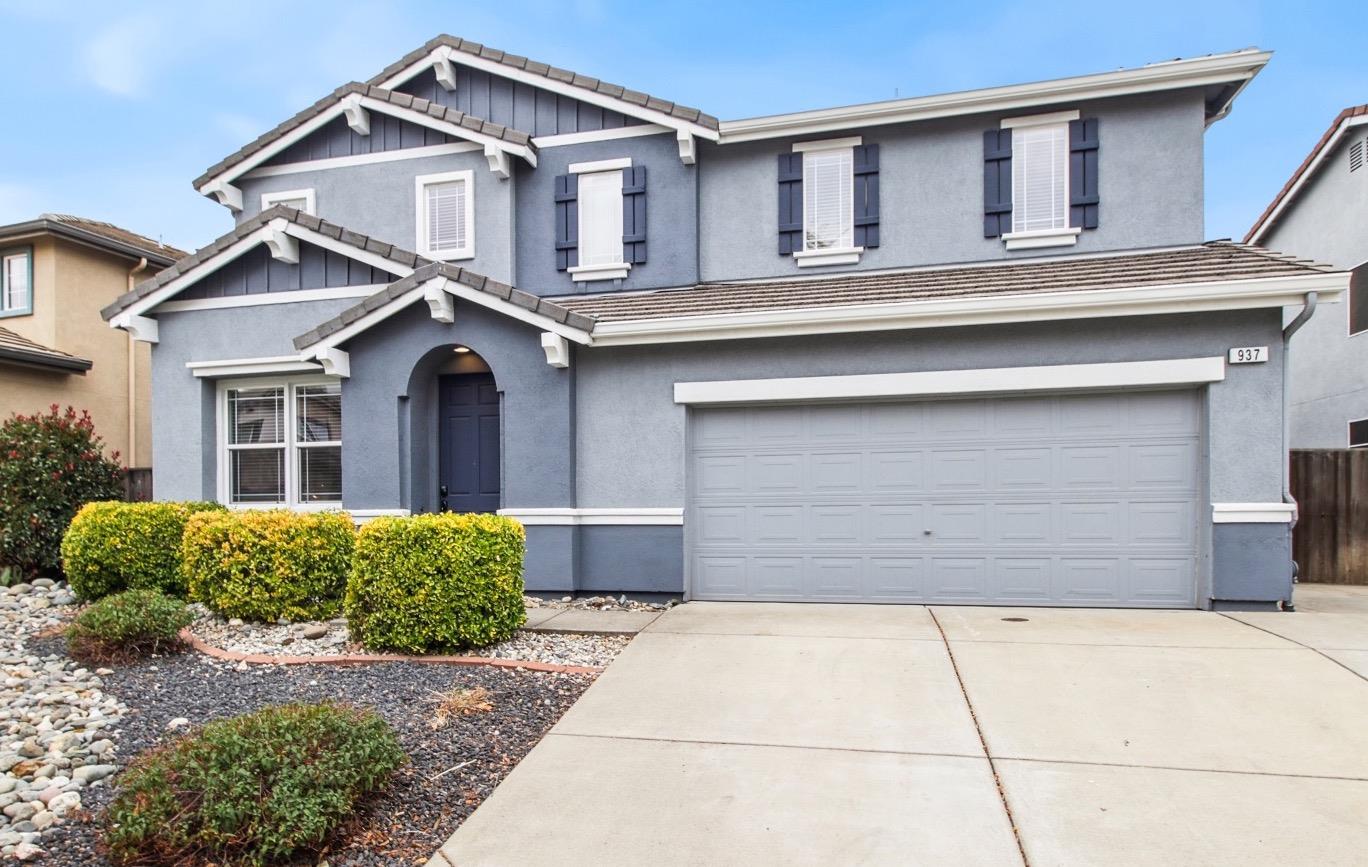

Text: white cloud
xmin=84 ymin=14 xmax=163 ymax=97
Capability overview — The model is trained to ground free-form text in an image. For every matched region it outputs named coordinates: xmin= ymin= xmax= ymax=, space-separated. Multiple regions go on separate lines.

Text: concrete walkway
xmin=431 ymin=585 xmax=1368 ymax=866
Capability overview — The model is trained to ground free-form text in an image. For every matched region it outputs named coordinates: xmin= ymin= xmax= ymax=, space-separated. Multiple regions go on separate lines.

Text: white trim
xmin=497 ymin=507 xmax=684 ymax=526
xmin=109 ymin=312 xmax=159 ymax=343
xmin=589 ymin=271 xmax=1350 ymax=347
xmin=414 ymin=169 xmax=476 ymax=260
xmin=349 ymin=509 xmax=412 ymax=518
xmin=677 ymin=129 xmax=696 ymax=165
xmin=1003 ymin=227 xmax=1082 ymax=250
xmin=792 ymin=135 xmax=863 ymax=153
xmin=532 ymin=124 xmax=669 ymax=148
xmin=673 ymin=357 xmax=1226 ymax=405
xmin=540 ymin=332 xmax=570 ymax=368
xmin=793 ymin=247 xmax=863 ymax=267
xmin=1000 ymin=109 xmax=1080 ymax=129
xmin=718 ymin=49 xmax=1270 ymax=143
xmin=568 ymin=156 xmax=632 ymax=174
xmin=216 ymin=376 xmax=344 ymax=509
xmin=1248 ymin=113 xmax=1368 ymax=244
xmin=308 ymin=286 xmax=425 ymax=351
xmin=1350 ymin=417 xmax=1368 ymax=449
xmin=188 ymin=355 xmax=324 ymax=378
xmin=154 ymin=284 xmax=382 ymax=314
xmin=1211 ymin=503 xmax=1297 ymax=524
xmin=241 ymin=142 xmax=483 ymax=179
xmin=569 ymin=262 xmax=631 ymax=282
xmin=260 ymin=188 xmax=316 ymax=215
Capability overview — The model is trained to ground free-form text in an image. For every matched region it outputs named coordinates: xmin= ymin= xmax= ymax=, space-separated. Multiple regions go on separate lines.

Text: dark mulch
xmin=29 ymin=635 xmax=593 ymax=866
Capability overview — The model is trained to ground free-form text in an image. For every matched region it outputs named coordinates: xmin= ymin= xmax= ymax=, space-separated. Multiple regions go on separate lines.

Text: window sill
xmin=226 ymin=502 xmax=345 ymax=512
xmin=0 ymin=308 xmax=33 ymax=319
xmin=793 ymin=247 xmax=864 ymax=268
xmin=1002 ymin=227 xmax=1081 ymax=250
xmin=422 ymin=249 xmax=474 ymax=262
xmin=569 ymin=262 xmax=631 ymax=282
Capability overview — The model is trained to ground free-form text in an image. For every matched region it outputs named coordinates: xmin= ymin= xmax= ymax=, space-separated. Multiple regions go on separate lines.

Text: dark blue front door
xmin=438 ymin=373 xmax=500 ymax=513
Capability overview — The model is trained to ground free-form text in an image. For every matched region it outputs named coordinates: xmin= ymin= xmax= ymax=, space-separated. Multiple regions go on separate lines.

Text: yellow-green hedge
xmin=182 ymin=510 xmax=354 ymax=622
xmin=61 ymin=501 xmax=227 ymax=600
xmin=345 ymin=513 xmax=525 ymax=652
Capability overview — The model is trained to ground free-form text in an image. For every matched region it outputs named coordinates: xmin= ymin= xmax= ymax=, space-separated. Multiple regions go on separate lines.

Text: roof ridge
xmin=1245 ymin=103 xmax=1368 ymax=243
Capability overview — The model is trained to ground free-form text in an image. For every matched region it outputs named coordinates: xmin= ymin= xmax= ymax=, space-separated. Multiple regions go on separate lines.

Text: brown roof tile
xmin=0 ymin=214 xmax=185 ymax=267
xmin=0 ymin=327 xmax=91 ymax=373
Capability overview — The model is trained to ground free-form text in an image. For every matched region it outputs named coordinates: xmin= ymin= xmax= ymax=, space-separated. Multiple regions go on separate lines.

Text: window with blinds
xmin=415 ymin=171 xmax=474 ymax=259
xmin=577 ymin=169 xmax=624 ymax=267
xmin=803 ymin=148 xmax=854 ymax=250
xmin=1011 ymin=123 xmax=1069 ymax=233
xmin=224 ymin=381 xmax=342 ymax=506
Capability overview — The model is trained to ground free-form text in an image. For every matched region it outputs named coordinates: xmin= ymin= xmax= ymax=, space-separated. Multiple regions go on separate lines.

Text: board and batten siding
xmin=261 ymin=115 xmax=459 ymax=168
xmin=177 ymin=242 xmax=397 ymax=300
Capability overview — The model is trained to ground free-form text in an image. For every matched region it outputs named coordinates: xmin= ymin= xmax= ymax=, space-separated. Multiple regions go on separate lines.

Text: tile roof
xmin=550 ymin=243 xmax=1338 ymax=323
xmin=293 ymin=261 xmax=594 ymax=350
xmin=0 ymin=326 xmax=92 ymax=373
xmin=1245 ymin=103 xmax=1368 ymax=243
xmin=368 ymin=34 xmax=719 ymax=131
xmin=193 ymin=83 xmax=536 ymax=190
xmin=101 ymin=206 xmax=427 ymax=321
xmin=0 ymin=214 xmax=185 ymax=266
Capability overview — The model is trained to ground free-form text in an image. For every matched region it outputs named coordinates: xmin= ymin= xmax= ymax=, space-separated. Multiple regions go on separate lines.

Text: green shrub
xmin=66 ymin=589 xmax=192 ymax=663
xmin=103 ymin=702 xmax=404 ymax=866
xmin=182 ymin=510 xmax=354 ymax=622
xmin=346 ymin=513 xmax=525 ymax=652
xmin=0 ymin=406 xmax=124 ymax=579
xmin=61 ymin=501 xmax=227 ymax=600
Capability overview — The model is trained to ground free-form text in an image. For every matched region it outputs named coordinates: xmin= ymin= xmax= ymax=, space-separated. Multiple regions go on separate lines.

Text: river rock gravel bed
xmin=524 ymin=593 xmax=676 ymax=612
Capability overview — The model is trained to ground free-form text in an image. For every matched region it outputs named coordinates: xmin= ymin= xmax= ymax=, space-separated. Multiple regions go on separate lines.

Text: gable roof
xmin=0 ymin=326 xmax=92 ymax=374
xmin=371 ymin=34 xmax=719 ymax=133
xmin=1245 ymin=103 xmax=1368 ymax=245
xmin=193 ymin=82 xmax=538 ymax=198
xmin=0 ymin=214 xmax=185 ymax=267
xmin=101 ymin=206 xmax=426 ymax=321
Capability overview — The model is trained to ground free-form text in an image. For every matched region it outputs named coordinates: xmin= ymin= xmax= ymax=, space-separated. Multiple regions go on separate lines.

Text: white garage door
xmin=687 ymin=390 xmax=1202 ymax=607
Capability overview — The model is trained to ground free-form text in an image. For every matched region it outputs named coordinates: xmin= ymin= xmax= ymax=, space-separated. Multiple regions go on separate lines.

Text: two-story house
xmin=103 ymin=36 xmax=1349 ymax=610
xmin=2 ymin=214 xmax=183 ymax=476
xmin=1246 ymin=105 xmax=1368 ymax=450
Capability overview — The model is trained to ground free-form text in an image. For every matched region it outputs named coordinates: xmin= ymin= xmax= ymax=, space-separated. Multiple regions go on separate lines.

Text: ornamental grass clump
xmin=103 ymin=702 xmax=404 ymax=866
xmin=65 ymin=589 xmax=192 ymax=664
xmin=62 ymin=500 xmax=227 ymax=600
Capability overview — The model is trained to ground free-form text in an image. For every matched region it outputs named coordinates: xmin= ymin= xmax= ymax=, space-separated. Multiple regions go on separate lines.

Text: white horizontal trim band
xmin=533 ymin=124 xmax=669 ymax=148
xmin=242 ymin=142 xmax=483 ymax=179
xmin=497 ymin=508 xmax=684 ymax=526
xmin=1000 ymin=109 xmax=1080 ymax=129
xmin=791 ymin=136 xmax=862 ymax=152
xmin=568 ymin=157 xmax=632 ymax=174
xmin=187 ymin=355 xmax=324 ymax=378
xmin=1212 ymin=503 xmax=1297 ymax=524
xmin=673 ymin=357 xmax=1226 ymax=405
xmin=155 ymin=284 xmax=383 ymax=313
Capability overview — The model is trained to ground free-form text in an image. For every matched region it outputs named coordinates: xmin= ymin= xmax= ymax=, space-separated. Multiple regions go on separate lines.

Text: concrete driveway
xmin=430 ymin=585 xmax=1368 ymax=866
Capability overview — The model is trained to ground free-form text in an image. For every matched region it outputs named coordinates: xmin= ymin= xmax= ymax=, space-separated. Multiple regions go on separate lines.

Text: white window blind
xmin=803 ymin=148 xmax=853 ymax=250
xmin=1012 ymin=123 xmax=1069 ymax=233
xmin=578 ymin=170 xmax=624 ymax=267
xmin=2 ymin=253 xmax=29 ymax=313
xmin=223 ymin=381 xmax=342 ymax=507
xmin=425 ymin=180 xmax=468 ymax=254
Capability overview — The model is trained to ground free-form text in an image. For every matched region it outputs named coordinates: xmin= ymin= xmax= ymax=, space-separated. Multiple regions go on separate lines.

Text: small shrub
xmin=103 ymin=702 xmax=404 ymax=866
xmin=182 ymin=510 xmax=354 ymax=622
xmin=346 ymin=513 xmax=525 ymax=652
xmin=62 ymin=501 xmax=227 ymax=600
xmin=0 ymin=406 xmax=125 ymax=579
xmin=66 ymin=589 xmax=192 ymax=663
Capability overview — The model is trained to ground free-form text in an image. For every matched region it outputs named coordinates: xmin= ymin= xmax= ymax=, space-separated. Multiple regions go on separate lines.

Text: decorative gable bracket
xmin=540 ymin=332 xmax=570 ymax=368
xmin=484 ymin=144 xmax=511 ymax=179
xmin=264 ymin=219 xmax=299 ymax=263
xmin=110 ymin=312 xmax=159 ymax=344
xmin=677 ymin=130 xmax=696 ymax=165
xmin=203 ymin=180 xmax=243 ymax=213
xmin=340 ymin=94 xmax=371 ymax=136
xmin=423 ymin=278 xmax=456 ymax=322
xmin=311 ymin=347 xmax=351 ymax=378
xmin=432 ymin=52 xmax=457 ymax=91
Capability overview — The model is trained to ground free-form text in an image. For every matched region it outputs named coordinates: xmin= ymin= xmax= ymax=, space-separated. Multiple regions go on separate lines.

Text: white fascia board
xmin=1212 ymin=503 xmax=1297 ymax=524
xmin=718 ymin=50 xmax=1271 ymax=144
xmin=435 ymin=278 xmax=594 ymax=345
xmin=154 ymin=284 xmax=382 ymax=314
xmin=284 ymin=223 xmax=418 ymax=278
xmin=791 ymin=135 xmax=862 ymax=152
xmin=379 ymin=45 xmax=720 ymax=141
xmin=187 ymin=355 xmax=323 ymax=378
xmin=532 ymin=124 xmax=670 ymax=148
xmin=497 ymin=507 xmax=683 ymax=526
xmin=354 ymin=94 xmax=537 ymax=168
xmin=1000 ymin=109 xmax=1080 ymax=129
xmin=309 ymin=286 xmax=426 ymax=352
xmin=120 ymin=228 xmax=272 ymax=319
xmin=588 ymin=271 xmax=1350 ymax=347
xmin=197 ymin=105 xmax=358 ymax=196
xmin=242 ymin=142 xmax=483 ymax=180
xmin=1247 ymin=113 xmax=1368 ymax=245
xmin=673 ymin=357 xmax=1227 ymax=406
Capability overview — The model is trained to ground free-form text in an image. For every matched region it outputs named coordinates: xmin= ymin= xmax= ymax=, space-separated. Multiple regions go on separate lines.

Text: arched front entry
xmin=438 ymin=363 xmax=500 ymax=513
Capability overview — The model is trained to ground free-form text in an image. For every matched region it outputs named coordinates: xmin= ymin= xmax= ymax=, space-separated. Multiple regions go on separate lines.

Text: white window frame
xmin=791 ymin=136 xmax=863 ymax=267
xmin=1 ymin=247 xmax=33 ymax=317
xmin=216 ymin=375 xmax=343 ymax=510
xmin=1000 ymin=110 xmax=1081 ymax=250
xmin=567 ymin=157 xmax=631 ymax=282
xmin=415 ymin=169 xmax=475 ymax=261
xmin=260 ymin=188 xmax=316 ymax=215
xmin=1351 ymin=418 xmax=1368 ymax=449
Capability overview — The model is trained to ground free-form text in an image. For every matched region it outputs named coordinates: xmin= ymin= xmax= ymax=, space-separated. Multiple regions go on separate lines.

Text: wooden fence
xmin=1291 ymin=449 xmax=1368 ymax=584
xmin=124 ymin=467 xmax=153 ymax=502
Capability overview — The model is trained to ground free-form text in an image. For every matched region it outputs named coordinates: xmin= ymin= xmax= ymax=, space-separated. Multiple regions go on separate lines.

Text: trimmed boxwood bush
xmin=346 ymin=513 xmax=525 ymax=652
xmin=66 ymin=589 xmax=192 ymax=663
xmin=61 ymin=501 xmax=227 ymax=600
xmin=103 ymin=702 xmax=404 ymax=866
xmin=182 ymin=509 xmax=354 ymax=622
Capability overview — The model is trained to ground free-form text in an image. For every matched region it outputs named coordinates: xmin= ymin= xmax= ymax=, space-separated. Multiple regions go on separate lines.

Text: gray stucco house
xmin=1246 ymin=104 xmax=1368 ymax=450
xmin=103 ymin=36 xmax=1348 ymax=610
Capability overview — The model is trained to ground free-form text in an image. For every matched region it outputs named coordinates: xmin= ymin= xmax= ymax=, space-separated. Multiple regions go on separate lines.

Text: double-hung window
xmin=415 ymin=170 xmax=475 ymax=260
xmin=568 ymin=157 xmax=630 ymax=282
xmin=1 ymin=247 xmax=32 ymax=317
xmin=792 ymin=137 xmax=863 ymax=267
xmin=1001 ymin=111 xmax=1081 ymax=249
xmin=222 ymin=379 xmax=341 ymax=507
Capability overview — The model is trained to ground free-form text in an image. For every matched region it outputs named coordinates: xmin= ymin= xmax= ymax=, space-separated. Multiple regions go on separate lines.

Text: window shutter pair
xmin=554 ymin=168 xmax=647 ymax=270
xmin=776 ymin=145 xmax=880 ymax=254
xmin=983 ymin=119 xmax=1100 ymax=236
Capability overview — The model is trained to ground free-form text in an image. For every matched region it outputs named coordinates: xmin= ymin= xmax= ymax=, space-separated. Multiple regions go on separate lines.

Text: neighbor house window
xmin=222 ymin=379 xmax=341 ymax=507
xmin=1 ymin=247 xmax=32 ymax=317
xmin=802 ymin=147 xmax=854 ymax=251
xmin=260 ymin=188 xmax=316 ymax=215
xmin=1350 ymin=263 xmax=1367 ymax=337
xmin=1351 ymin=418 xmax=1368 ymax=449
xmin=415 ymin=170 xmax=474 ymax=260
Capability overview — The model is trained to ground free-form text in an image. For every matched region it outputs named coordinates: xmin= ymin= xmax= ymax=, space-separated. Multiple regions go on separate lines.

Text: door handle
xmin=439 ymin=484 xmax=449 ymax=513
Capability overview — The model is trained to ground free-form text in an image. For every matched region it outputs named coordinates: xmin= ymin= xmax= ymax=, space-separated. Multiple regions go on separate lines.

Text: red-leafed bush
xmin=0 ymin=406 xmax=125 ymax=578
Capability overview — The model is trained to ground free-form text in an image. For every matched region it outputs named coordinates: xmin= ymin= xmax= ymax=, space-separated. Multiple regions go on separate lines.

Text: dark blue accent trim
xmin=777 ymin=152 xmax=803 ymax=255
xmin=853 ymin=143 xmax=880 ymax=249
xmin=1070 ymin=118 xmax=1100 ymax=229
xmin=622 ymin=165 xmax=647 ymax=264
xmin=983 ymin=129 xmax=1012 ymax=238
xmin=554 ymin=173 xmax=578 ymax=271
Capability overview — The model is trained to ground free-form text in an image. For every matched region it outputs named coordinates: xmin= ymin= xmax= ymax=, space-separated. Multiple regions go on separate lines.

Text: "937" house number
xmin=1228 ymin=346 xmax=1268 ymax=364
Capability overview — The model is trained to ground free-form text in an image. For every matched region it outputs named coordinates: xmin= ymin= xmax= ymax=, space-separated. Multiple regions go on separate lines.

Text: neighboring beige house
xmin=0 ymin=215 xmax=184 ymax=473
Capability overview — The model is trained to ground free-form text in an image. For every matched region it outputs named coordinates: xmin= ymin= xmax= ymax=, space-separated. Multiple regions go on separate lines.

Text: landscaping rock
xmin=301 ymin=624 xmax=328 ymax=640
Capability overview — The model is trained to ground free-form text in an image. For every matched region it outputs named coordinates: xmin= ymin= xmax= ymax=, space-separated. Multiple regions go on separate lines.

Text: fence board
xmin=1291 ymin=449 xmax=1368 ymax=584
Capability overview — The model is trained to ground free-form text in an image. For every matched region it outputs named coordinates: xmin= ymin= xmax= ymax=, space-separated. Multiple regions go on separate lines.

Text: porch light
xmin=454 ymin=346 xmax=471 ymax=354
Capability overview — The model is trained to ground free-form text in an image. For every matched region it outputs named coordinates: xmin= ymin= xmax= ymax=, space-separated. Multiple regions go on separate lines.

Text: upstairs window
xmin=260 ymin=188 xmax=316 ymax=215
xmin=578 ymin=169 xmax=624 ymax=268
xmin=415 ymin=170 xmax=474 ymax=260
xmin=1351 ymin=263 xmax=1368 ymax=337
xmin=222 ymin=379 xmax=341 ymax=507
xmin=1 ymin=247 xmax=32 ymax=317
xmin=1011 ymin=122 xmax=1069 ymax=233
xmin=1351 ymin=418 xmax=1368 ymax=449
xmin=803 ymin=146 xmax=854 ymax=250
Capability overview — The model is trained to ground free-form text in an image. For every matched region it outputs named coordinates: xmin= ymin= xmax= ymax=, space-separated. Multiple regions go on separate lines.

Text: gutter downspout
xmin=1281 ymin=291 xmax=1317 ymax=605
xmin=126 ymin=257 xmax=149 ymax=474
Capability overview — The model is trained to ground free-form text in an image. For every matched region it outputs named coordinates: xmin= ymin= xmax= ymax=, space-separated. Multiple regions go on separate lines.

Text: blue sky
xmin=0 ymin=0 xmax=1361 ymax=252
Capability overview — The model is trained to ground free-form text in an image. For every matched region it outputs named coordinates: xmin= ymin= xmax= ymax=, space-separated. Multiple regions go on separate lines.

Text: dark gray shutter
xmin=622 ymin=165 xmax=647 ymax=264
xmin=853 ymin=144 xmax=880 ymax=248
xmin=983 ymin=130 xmax=1012 ymax=238
xmin=1070 ymin=118 xmax=1100 ymax=229
xmin=554 ymin=173 xmax=578 ymax=271
xmin=778 ymin=153 xmax=803 ymax=255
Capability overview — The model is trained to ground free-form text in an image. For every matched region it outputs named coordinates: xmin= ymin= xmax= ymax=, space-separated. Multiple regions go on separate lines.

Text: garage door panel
xmin=752 ymin=453 xmax=804 ymax=493
xmin=1054 ymin=558 xmax=1124 ymax=602
xmin=1059 ymin=394 xmax=1127 ymax=435
xmin=1059 ymin=445 xmax=1125 ymax=488
xmin=928 ymin=449 xmax=989 ymax=490
xmin=869 ymin=505 xmax=927 ymax=543
xmin=992 ymin=558 xmax=1053 ymax=601
xmin=752 ymin=507 xmax=804 ymax=545
xmin=992 ymin=397 xmax=1054 ymax=437
xmin=994 ymin=447 xmax=1054 ymax=488
xmin=753 ymin=557 xmax=804 ymax=595
xmin=992 ymin=503 xmax=1054 ymax=544
xmin=811 ymin=506 xmax=861 ymax=544
xmin=870 ymin=557 xmax=925 ymax=597
xmin=1127 ymin=390 xmax=1201 ymax=434
xmin=1129 ymin=558 xmax=1196 ymax=603
xmin=811 ymin=452 xmax=863 ymax=492
xmin=1129 ymin=442 xmax=1200 ymax=488
xmin=868 ymin=403 xmax=926 ymax=439
xmin=930 ymin=504 xmax=988 ymax=544
xmin=694 ymin=556 xmax=747 ymax=596
xmin=694 ymin=454 xmax=747 ymax=494
xmin=696 ymin=506 xmax=747 ymax=544
xmin=1128 ymin=501 xmax=1195 ymax=546
xmin=810 ymin=557 xmax=862 ymax=597
xmin=930 ymin=558 xmax=989 ymax=600
xmin=869 ymin=450 xmax=925 ymax=490
xmin=928 ymin=400 xmax=988 ymax=439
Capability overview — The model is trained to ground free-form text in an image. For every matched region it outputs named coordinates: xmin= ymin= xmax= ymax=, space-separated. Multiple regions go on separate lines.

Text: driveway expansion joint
xmin=549 ymin=730 xmax=989 ymax=762
xmin=992 ymin=754 xmax=1368 ymax=783
xmin=1218 ymin=612 xmax=1368 ymax=683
